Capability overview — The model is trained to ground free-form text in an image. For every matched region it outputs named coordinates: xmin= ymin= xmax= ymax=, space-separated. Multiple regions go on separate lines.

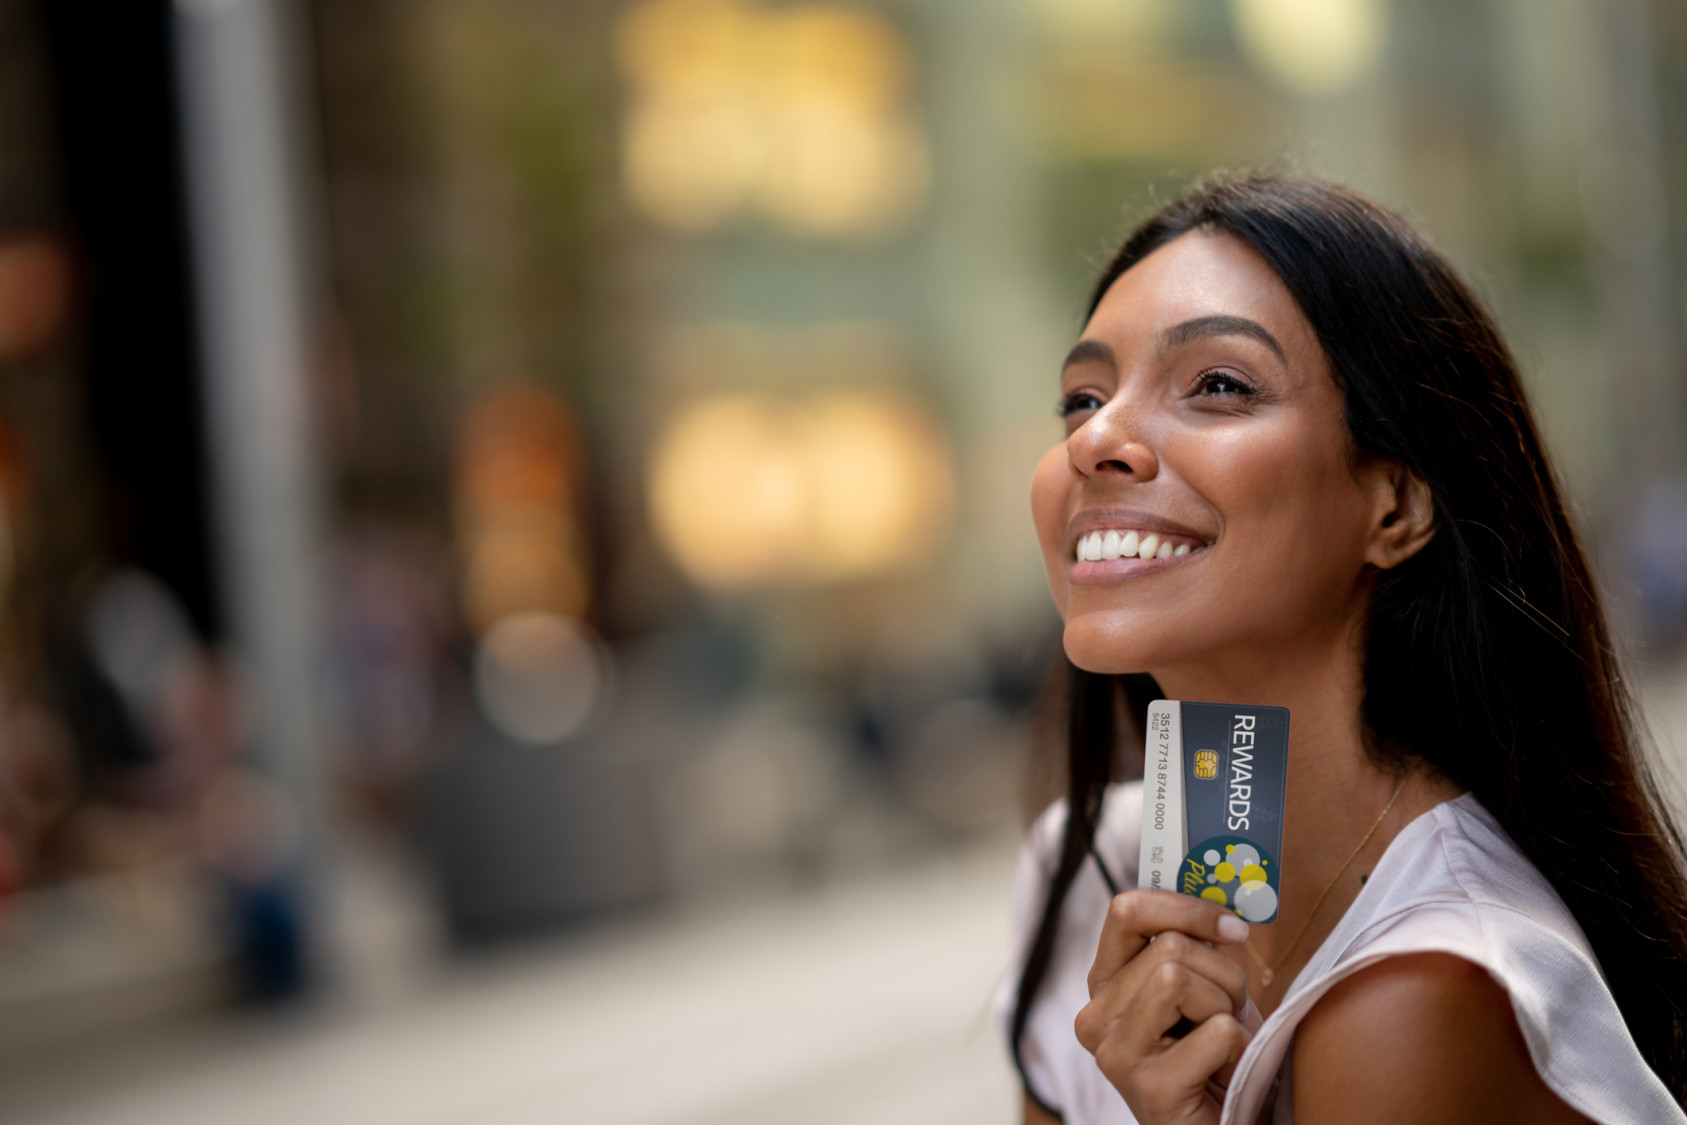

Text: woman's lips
xmin=1060 ymin=510 xmax=1211 ymax=585
xmin=1068 ymin=548 xmax=1203 ymax=586
xmin=1064 ymin=522 xmax=1210 ymax=586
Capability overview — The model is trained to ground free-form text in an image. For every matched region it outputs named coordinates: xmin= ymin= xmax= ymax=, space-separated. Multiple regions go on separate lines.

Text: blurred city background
xmin=0 ymin=0 xmax=1685 ymax=1121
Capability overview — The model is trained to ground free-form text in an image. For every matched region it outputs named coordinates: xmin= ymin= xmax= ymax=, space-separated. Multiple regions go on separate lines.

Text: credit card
xmin=1137 ymin=700 xmax=1290 ymax=923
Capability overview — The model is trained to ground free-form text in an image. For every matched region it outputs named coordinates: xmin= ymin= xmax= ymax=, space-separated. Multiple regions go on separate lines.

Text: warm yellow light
xmin=647 ymin=391 xmax=951 ymax=589
xmin=623 ymin=100 xmax=763 ymax=231
xmin=771 ymin=5 xmax=910 ymax=110
xmin=1230 ymin=0 xmax=1384 ymax=96
xmin=800 ymin=393 xmax=950 ymax=582
xmin=648 ymin=396 xmax=808 ymax=587
xmin=756 ymin=104 xmax=927 ymax=237
xmin=616 ymin=0 xmax=756 ymax=101
xmin=616 ymin=0 xmax=926 ymax=238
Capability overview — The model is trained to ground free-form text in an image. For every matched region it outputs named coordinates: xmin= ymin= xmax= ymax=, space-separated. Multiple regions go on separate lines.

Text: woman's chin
xmin=1061 ymin=616 xmax=1163 ymax=676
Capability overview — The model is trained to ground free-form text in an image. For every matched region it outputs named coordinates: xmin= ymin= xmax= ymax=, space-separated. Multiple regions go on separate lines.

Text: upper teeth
xmin=1075 ymin=530 xmax=1196 ymax=562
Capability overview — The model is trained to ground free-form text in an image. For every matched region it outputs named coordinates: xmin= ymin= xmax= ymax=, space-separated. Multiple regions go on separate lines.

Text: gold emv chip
xmin=1194 ymin=750 xmax=1218 ymax=779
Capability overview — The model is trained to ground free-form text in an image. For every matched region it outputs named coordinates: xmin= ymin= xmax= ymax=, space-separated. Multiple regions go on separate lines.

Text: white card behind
xmin=1138 ymin=699 xmax=1184 ymax=891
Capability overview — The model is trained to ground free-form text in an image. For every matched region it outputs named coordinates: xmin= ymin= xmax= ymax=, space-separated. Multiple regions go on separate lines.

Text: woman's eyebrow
xmin=1061 ymin=338 xmax=1116 ymax=370
xmin=1160 ymin=315 xmax=1285 ymax=362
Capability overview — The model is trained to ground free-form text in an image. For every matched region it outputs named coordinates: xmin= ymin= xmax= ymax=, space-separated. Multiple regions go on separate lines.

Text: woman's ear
xmin=1364 ymin=461 xmax=1436 ymax=570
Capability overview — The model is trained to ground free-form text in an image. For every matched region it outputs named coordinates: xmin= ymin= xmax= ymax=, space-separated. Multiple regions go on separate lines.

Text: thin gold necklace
xmin=1244 ymin=775 xmax=1408 ymax=988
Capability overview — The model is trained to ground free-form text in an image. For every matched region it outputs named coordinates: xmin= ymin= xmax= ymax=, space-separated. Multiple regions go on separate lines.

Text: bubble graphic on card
xmin=1138 ymin=701 xmax=1290 ymax=923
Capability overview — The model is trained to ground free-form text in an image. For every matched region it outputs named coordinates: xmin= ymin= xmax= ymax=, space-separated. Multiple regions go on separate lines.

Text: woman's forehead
xmin=1086 ymin=230 xmax=1320 ymax=361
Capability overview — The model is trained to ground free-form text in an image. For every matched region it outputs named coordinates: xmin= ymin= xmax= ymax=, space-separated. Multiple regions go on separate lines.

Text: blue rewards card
xmin=1137 ymin=700 xmax=1290 ymax=924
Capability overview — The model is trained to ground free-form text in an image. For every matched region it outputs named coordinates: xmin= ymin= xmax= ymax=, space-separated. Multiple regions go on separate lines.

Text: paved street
xmin=0 ymin=843 xmax=1020 ymax=1125
xmin=5 ymin=654 xmax=1687 ymax=1125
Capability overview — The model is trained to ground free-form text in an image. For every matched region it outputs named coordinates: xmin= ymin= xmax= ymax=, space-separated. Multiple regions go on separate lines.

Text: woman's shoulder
xmin=1337 ymin=795 xmax=1645 ymax=1069
xmin=1289 ymin=950 xmax=1595 ymax=1124
xmin=1340 ymin=793 xmax=1600 ymax=970
xmin=1219 ymin=793 xmax=1686 ymax=1125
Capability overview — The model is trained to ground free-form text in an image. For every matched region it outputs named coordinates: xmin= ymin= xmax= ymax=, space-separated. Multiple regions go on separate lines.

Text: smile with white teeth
xmin=1074 ymin=529 xmax=1201 ymax=562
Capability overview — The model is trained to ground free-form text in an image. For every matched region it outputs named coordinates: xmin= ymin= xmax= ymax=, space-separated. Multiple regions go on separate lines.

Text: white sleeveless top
xmin=992 ymin=781 xmax=1685 ymax=1124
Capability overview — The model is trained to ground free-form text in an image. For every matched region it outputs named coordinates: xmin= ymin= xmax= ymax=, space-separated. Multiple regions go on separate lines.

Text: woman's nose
xmin=1067 ymin=399 xmax=1159 ymax=482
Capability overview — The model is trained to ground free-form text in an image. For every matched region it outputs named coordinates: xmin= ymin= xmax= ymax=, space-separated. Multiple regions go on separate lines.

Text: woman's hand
xmin=1075 ymin=890 xmax=1256 ymax=1125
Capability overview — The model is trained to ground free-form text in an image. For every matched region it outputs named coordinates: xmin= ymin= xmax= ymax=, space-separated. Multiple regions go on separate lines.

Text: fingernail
xmin=1217 ymin=914 xmax=1249 ymax=943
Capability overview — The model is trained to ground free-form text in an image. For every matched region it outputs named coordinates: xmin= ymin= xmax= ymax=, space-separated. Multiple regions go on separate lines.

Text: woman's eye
xmin=1058 ymin=391 xmax=1104 ymax=418
xmin=1192 ymin=370 xmax=1255 ymax=398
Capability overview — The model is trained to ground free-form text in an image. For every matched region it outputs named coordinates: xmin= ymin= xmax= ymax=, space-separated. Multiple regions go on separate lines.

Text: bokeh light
xmin=455 ymin=384 xmax=590 ymax=634
xmin=647 ymin=390 xmax=952 ymax=589
xmin=617 ymin=0 xmax=927 ymax=237
xmin=473 ymin=611 xmax=608 ymax=745
xmin=1230 ymin=0 xmax=1386 ymax=96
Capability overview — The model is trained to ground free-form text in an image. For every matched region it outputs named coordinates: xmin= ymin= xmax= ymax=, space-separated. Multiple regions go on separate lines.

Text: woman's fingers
xmin=1091 ymin=992 xmax=1252 ymax=1125
xmin=1131 ymin=960 xmax=1240 ymax=1047
xmin=1109 ymin=1012 xmax=1251 ymax=1122
xmin=1078 ymin=929 xmax=1250 ymax=1041
xmin=1077 ymin=954 xmax=1239 ymax=1056
xmin=1087 ymin=890 xmax=1250 ymax=997
xmin=1178 ymin=1010 xmax=1251 ymax=1092
xmin=1149 ymin=931 xmax=1251 ymax=1015
xmin=1077 ymin=890 xmax=1257 ymax=1122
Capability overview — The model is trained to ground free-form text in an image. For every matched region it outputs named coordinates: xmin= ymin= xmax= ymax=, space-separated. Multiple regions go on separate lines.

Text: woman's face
xmin=1031 ymin=230 xmax=1385 ymax=678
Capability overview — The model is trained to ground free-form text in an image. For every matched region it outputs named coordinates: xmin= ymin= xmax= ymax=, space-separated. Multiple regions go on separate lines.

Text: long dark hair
xmin=1010 ymin=173 xmax=1687 ymax=1103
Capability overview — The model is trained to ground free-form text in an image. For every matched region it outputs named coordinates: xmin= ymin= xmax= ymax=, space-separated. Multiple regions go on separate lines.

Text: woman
xmin=995 ymin=174 xmax=1687 ymax=1124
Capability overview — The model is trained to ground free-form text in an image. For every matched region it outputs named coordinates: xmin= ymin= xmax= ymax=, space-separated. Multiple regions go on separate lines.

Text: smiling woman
xmin=995 ymin=175 xmax=1687 ymax=1125
xmin=1033 ymin=229 xmax=1400 ymax=684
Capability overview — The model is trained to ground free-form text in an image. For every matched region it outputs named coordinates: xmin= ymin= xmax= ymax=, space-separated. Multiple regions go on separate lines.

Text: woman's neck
xmin=1148 ymin=624 xmax=1461 ymax=1010
xmin=1151 ymin=621 xmax=1385 ymax=850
